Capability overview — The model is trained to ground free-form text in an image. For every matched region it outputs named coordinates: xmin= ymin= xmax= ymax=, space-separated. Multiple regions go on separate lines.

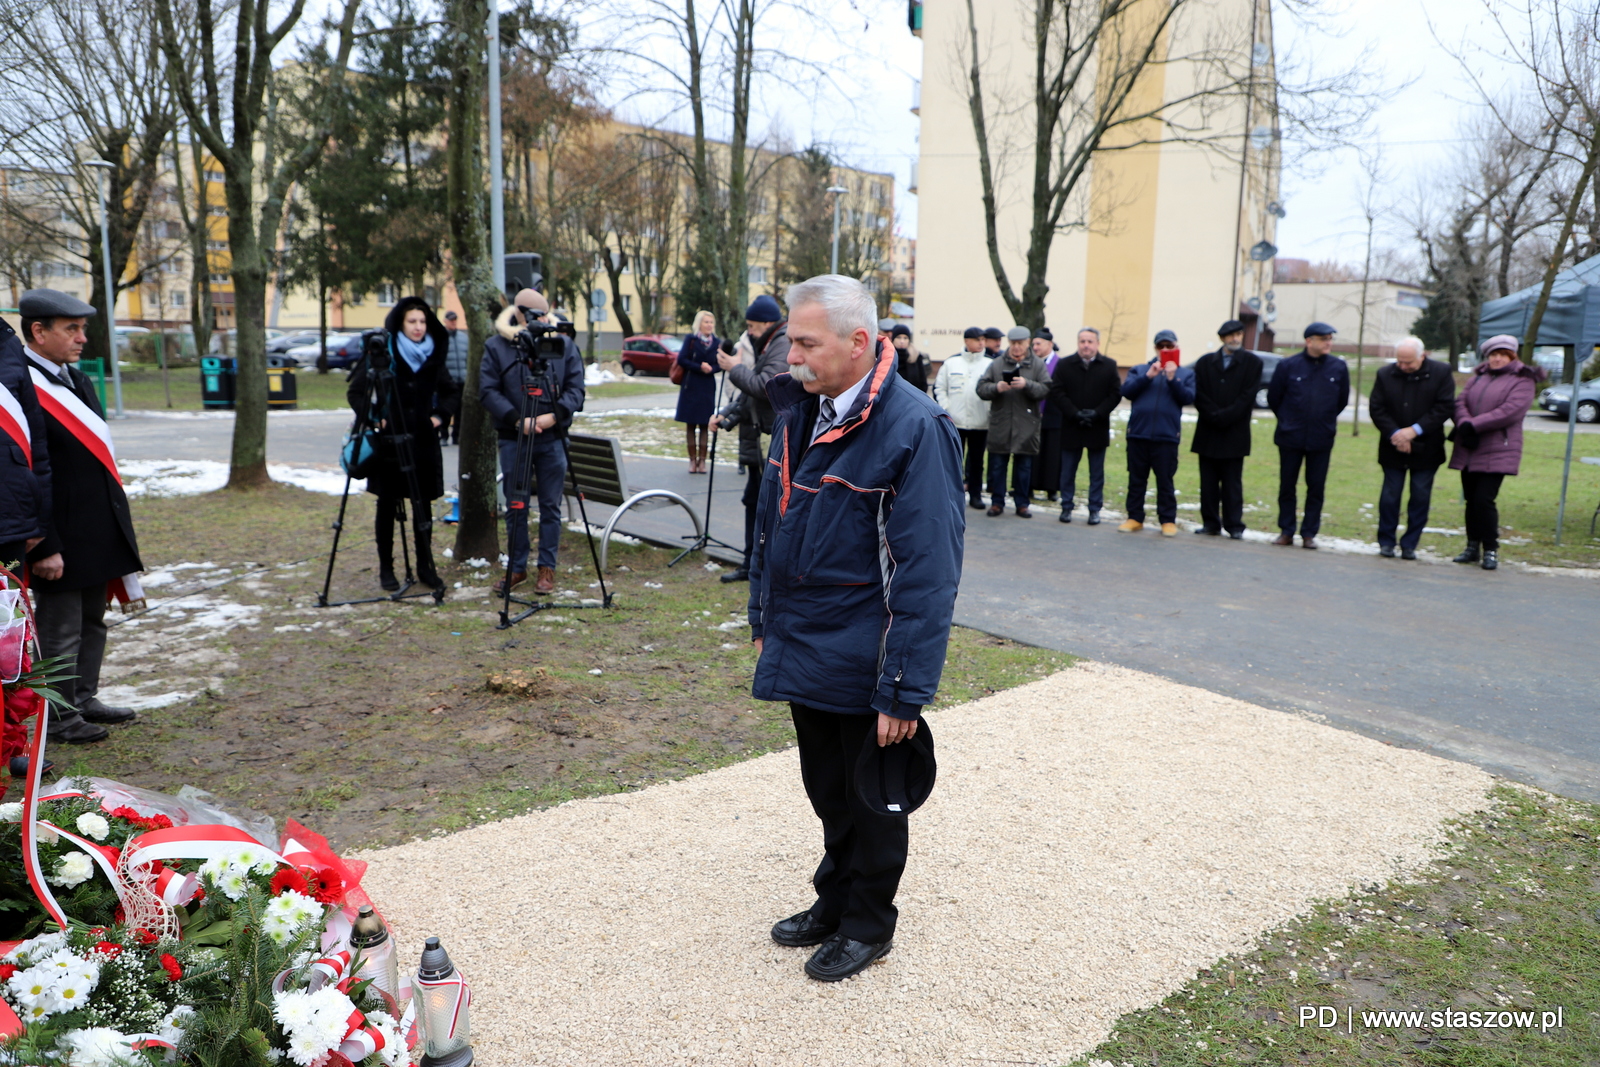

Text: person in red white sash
xmin=19 ymin=289 xmax=142 ymax=744
xmin=0 ymin=313 xmax=53 ymax=570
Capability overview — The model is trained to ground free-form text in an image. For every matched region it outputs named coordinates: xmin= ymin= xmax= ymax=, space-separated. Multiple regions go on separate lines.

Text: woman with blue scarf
xmin=346 ymin=295 xmax=458 ymax=592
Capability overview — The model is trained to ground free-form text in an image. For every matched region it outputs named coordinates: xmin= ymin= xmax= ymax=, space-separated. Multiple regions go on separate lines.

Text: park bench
xmin=541 ymin=433 xmax=703 ymax=571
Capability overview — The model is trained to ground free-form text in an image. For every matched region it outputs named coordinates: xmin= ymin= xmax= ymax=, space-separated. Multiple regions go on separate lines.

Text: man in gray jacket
xmin=975 ymin=326 xmax=1051 ymax=517
xmin=709 ymin=294 xmax=791 ymax=582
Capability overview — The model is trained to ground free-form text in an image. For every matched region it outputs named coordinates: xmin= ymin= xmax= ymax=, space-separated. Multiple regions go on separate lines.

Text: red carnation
xmin=143 ymin=813 xmax=173 ymax=831
xmin=0 ymin=964 xmax=17 ymax=981
xmin=134 ymin=927 xmax=158 ymax=946
xmin=271 ymin=867 xmax=310 ymax=897
xmin=159 ymin=953 xmax=183 ymax=982
xmin=92 ymin=941 xmax=123 ymax=958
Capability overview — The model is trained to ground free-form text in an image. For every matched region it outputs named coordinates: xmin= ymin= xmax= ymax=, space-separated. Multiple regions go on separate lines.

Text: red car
xmin=618 ymin=334 xmax=681 ymax=377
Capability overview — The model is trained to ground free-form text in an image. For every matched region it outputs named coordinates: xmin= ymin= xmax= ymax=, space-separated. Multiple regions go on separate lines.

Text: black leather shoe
xmin=968 ymin=498 xmax=986 ymax=510
xmin=1401 ymin=547 xmax=1417 ymax=560
xmin=1378 ymin=545 xmax=1395 ymax=558
xmin=1227 ymin=530 xmax=1244 ymax=540
xmin=78 ymin=700 xmax=137 ymax=725
xmin=804 ymin=934 xmax=892 ymax=981
xmin=8 ymin=756 xmax=51 ymax=778
xmin=1453 ymin=541 xmax=1480 ymax=564
xmin=770 ymin=910 xmax=838 ymax=948
xmin=48 ymin=720 xmax=109 ymax=745
xmin=1481 ymin=549 xmax=1499 ymax=571
xmin=1058 ymin=510 xmax=1072 ymax=523
xmin=418 ymin=568 xmax=446 ymax=592
xmin=378 ymin=567 xmax=400 ymax=592
xmin=719 ymin=567 xmax=750 ymax=583
xmin=1194 ymin=527 xmax=1220 ymax=536
xmin=1086 ymin=512 xmax=1101 ymax=526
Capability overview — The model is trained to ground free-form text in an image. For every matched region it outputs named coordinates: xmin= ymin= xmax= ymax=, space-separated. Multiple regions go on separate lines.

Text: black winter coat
xmin=0 ymin=318 xmax=53 ymax=547
xmin=478 ymin=305 xmax=586 ymax=445
xmin=346 ymin=297 xmax=458 ymax=502
xmin=718 ymin=323 xmax=791 ymax=468
xmin=1190 ymin=347 xmax=1263 ymax=458
xmin=24 ymin=357 xmax=141 ymax=592
xmin=1369 ymin=358 xmax=1455 ymax=470
xmin=1047 ymin=354 xmax=1123 ymax=449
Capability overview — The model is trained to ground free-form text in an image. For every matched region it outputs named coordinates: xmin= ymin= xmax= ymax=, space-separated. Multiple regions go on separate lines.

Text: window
xmin=748 ymin=265 xmax=767 ymax=285
xmin=207 ymin=240 xmax=227 ymax=251
xmin=748 ymin=232 xmax=768 ymax=251
xmin=209 ymin=273 xmax=229 ymax=285
xmin=169 ymin=291 xmax=185 ymax=308
xmin=378 ymin=283 xmax=397 ymax=304
xmin=348 ymin=290 xmax=363 ymax=306
xmin=619 ymin=294 xmax=632 ymax=313
xmin=205 ymin=171 xmax=224 ymax=183
xmin=207 ymin=205 xmax=227 ymax=216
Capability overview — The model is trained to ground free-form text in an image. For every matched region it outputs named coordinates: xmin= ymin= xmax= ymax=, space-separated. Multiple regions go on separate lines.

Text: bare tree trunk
xmin=1523 ymin=142 xmax=1598 ymax=375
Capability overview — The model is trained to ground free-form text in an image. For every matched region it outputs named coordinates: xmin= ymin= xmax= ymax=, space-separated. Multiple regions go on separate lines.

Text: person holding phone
xmin=1118 ymin=329 xmax=1196 ymax=536
xmin=975 ymin=326 xmax=1051 ymax=517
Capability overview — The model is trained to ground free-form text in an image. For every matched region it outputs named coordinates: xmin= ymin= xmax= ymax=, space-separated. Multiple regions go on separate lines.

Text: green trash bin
xmin=266 ymin=357 xmax=298 ymax=410
xmin=200 ymin=356 xmax=236 ymax=410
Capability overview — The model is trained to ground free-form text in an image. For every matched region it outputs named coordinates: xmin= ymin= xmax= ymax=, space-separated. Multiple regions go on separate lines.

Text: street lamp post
xmin=84 ymin=159 xmax=123 ymax=418
xmin=826 ymin=185 xmax=849 ymax=275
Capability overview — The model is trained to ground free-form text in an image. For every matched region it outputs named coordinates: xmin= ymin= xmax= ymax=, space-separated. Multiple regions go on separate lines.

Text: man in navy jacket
xmin=748 ymin=274 xmax=964 ymax=983
xmin=1118 ymin=330 xmax=1196 ymax=536
xmin=0 ymin=315 xmax=53 ymax=570
xmin=1268 ymin=322 xmax=1349 ymax=549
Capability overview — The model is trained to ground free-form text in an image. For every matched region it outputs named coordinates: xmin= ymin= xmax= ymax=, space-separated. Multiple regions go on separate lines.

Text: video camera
xmin=511 ymin=309 xmax=576 ymax=372
xmin=359 ymin=328 xmax=390 ymax=372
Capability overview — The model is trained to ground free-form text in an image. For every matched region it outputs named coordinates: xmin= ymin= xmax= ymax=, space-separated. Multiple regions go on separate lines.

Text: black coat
xmin=1190 ymin=347 xmax=1263 ymax=458
xmin=346 ymin=297 xmax=458 ymax=502
xmin=1369 ymin=357 xmax=1455 ymax=470
xmin=1047 ymin=354 xmax=1123 ymax=449
xmin=0 ymin=318 xmax=53 ymax=546
xmin=24 ymin=357 xmax=141 ymax=592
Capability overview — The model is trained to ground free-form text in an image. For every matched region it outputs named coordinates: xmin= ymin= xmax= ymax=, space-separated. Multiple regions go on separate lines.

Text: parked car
xmin=618 ymin=335 xmax=681 ymax=377
xmin=266 ymin=331 xmax=320 ymax=354
xmin=285 ymin=333 xmax=360 ymax=369
xmin=1537 ymin=380 xmax=1600 ymax=423
xmin=1253 ymin=351 xmax=1282 ymax=408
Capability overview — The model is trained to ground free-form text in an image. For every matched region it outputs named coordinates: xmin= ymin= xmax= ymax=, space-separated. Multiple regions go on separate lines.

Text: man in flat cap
xmin=0 ymin=308 xmax=53 ymax=575
xmin=21 ymin=288 xmax=142 ymax=744
xmin=981 ymin=326 xmax=1003 ymax=357
xmin=1190 ymin=320 xmax=1263 ymax=538
xmin=933 ymin=327 xmax=992 ymax=509
xmin=975 ymin=326 xmax=1051 ymax=517
xmin=1268 ymin=322 xmax=1349 ymax=549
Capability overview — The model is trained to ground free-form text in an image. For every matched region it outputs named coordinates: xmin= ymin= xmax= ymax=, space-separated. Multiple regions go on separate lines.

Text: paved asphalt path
xmin=113 ymin=397 xmax=1600 ymax=803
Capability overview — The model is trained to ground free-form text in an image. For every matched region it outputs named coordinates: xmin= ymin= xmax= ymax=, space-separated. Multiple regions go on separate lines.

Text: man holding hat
xmin=710 ymin=294 xmax=791 ymax=582
xmin=21 ymin=288 xmax=143 ymax=744
xmin=748 ymin=274 xmax=962 ymax=982
xmin=1118 ymin=329 xmax=1195 ymax=536
xmin=975 ymin=326 xmax=1051 ymax=517
xmin=1268 ymin=322 xmax=1349 ymax=549
xmin=480 ymin=288 xmax=587 ymax=595
xmin=933 ymin=327 xmax=993 ymax=508
xmin=1190 ymin=320 xmax=1263 ymax=538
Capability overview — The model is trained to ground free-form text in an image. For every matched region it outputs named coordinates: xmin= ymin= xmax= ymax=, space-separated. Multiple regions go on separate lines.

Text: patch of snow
xmin=94 ymin=686 xmax=195 ymax=710
xmin=120 ymin=459 xmax=350 ymax=497
xmin=584 ymin=365 xmax=618 ymax=385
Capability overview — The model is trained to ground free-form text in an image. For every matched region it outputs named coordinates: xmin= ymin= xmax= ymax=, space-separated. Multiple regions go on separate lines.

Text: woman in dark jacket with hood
xmin=346 ymin=295 xmax=458 ymax=591
xmin=1447 ymin=334 xmax=1545 ymax=571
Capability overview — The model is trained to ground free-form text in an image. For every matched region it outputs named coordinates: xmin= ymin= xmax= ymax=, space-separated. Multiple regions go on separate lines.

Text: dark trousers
xmin=986 ymin=452 xmax=1033 ymax=510
xmin=1277 ymin=446 xmax=1332 ymax=537
xmin=741 ymin=464 xmax=762 ymax=569
xmin=1126 ymin=438 xmax=1178 ymax=524
xmin=498 ymin=437 xmax=566 ymax=571
xmin=1032 ymin=427 xmax=1062 ymax=497
xmin=1059 ymin=446 xmax=1106 ymax=514
xmin=1378 ymin=466 xmax=1437 ymax=551
xmin=437 ymin=409 xmax=457 ymax=445
xmin=791 ymin=703 xmax=909 ymax=944
xmin=33 ymin=584 xmax=107 ymax=728
xmin=1197 ymin=455 xmax=1246 ymax=535
xmin=374 ymin=495 xmax=437 ymax=577
xmin=957 ymin=428 xmax=987 ymax=502
xmin=1461 ymin=470 xmax=1506 ymax=550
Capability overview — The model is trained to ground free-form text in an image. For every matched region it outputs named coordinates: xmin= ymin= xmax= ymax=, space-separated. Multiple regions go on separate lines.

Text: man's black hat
xmin=962 ymin=326 xmax=983 ymax=339
xmin=1304 ymin=321 xmax=1336 ymax=338
xmin=19 ymin=288 xmax=96 ymax=318
xmin=1217 ymin=319 xmax=1245 ymax=336
xmin=890 ymin=324 xmax=912 ymax=339
xmin=855 ymin=717 xmax=936 ymax=816
xmin=982 ymin=327 xmax=1003 ymax=340
xmin=1034 ymin=327 xmax=1053 ymax=341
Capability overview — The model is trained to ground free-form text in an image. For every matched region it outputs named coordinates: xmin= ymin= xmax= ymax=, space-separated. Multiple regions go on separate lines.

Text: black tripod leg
xmin=318 ymin=472 xmax=359 ymax=606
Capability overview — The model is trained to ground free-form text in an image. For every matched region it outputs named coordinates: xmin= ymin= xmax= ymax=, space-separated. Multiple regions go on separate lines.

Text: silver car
xmin=1537 ymin=381 xmax=1600 ymax=423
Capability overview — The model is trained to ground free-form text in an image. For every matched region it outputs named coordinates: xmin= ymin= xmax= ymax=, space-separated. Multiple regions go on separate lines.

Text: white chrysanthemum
xmin=56 ymin=1026 xmax=137 ymax=1067
xmin=197 ymin=856 xmax=228 ymax=881
xmin=9 ymin=931 xmax=67 ymax=964
xmin=48 ymin=972 xmax=92 ymax=1010
xmin=9 ymin=969 xmax=55 ymax=1009
xmin=253 ymin=855 xmax=279 ymax=876
xmin=272 ymin=990 xmax=317 ymax=1030
xmin=0 ymin=802 xmax=22 ymax=822
xmin=36 ymin=824 xmax=58 ymax=845
xmin=263 ymin=890 xmax=322 ymax=944
xmin=156 ymin=1004 xmax=195 ymax=1045
xmin=47 ymin=851 xmax=94 ymax=888
xmin=368 ymin=1010 xmax=406 ymax=1067
xmin=285 ymin=1030 xmax=327 ymax=1067
xmin=74 ymin=813 xmax=110 ymax=841
xmin=218 ymin=869 xmax=250 ymax=901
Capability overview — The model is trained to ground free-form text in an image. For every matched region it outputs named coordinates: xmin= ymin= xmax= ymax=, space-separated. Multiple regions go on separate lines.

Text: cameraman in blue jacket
xmin=1117 ymin=329 xmax=1196 ymax=536
xmin=1267 ymin=322 xmax=1349 ymax=549
xmin=748 ymin=274 xmax=964 ymax=984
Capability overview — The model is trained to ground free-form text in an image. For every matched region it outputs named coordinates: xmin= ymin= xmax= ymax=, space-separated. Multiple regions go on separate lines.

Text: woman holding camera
xmin=346 ymin=295 xmax=458 ymax=591
xmin=675 ymin=310 xmax=720 ymax=473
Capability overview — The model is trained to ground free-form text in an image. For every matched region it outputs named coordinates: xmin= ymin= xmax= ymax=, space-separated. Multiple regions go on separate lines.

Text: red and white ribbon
xmin=413 ymin=970 xmax=471 ymax=1043
xmin=28 ymin=364 xmax=118 ymax=481
xmin=0 ymin=380 xmax=29 ymax=468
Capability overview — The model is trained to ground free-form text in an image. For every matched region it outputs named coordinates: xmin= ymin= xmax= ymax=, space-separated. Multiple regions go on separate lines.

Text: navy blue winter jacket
xmin=1268 ymin=350 xmax=1349 ymax=451
xmin=0 ymin=318 xmax=53 ymax=547
xmin=748 ymin=343 xmax=966 ymax=720
xmin=478 ymin=321 xmax=586 ymax=442
xmin=1120 ymin=360 xmax=1196 ymax=443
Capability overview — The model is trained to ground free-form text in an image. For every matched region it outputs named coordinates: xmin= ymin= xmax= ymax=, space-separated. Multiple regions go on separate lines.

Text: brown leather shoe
xmin=535 ymin=566 xmax=556 ymax=594
xmin=1301 ymin=536 xmax=1318 ymax=550
xmin=492 ymin=571 xmax=527 ymax=596
xmin=1271 ymin=532 xmax=1294 ymax=546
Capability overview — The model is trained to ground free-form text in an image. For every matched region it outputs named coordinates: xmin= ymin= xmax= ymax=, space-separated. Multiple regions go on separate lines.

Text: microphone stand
xmin=669 ymin=360 xmax=741 ymax=567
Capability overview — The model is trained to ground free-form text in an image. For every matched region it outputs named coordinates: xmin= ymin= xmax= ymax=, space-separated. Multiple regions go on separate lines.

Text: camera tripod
xmin=318 ymin=335 xmax=444 ymax=608
xmin=669 ymin=362 xmax=741 ymax=568
xmin=496 ymin=346 xmax=613 ymax=630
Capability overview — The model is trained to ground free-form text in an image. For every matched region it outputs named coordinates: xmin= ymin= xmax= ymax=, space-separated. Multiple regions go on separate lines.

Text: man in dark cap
xmin=933 ymin=327 xmax=992 ymax=508
xmin=710 ymin=294 xmax=790 ymax=582
xmin=889 ymin=324 xmax=929 ymax=394
xmin=20 ymin=288 xmax=142 ymax=744
xmin=1268 ymin=322 xmax=1349 ymax=549
xmin=1118 ymin=329 xmax=1195 ymax=536
xmin=0 ymin=306 xmax=53 ymax=573
xmin=1190 ymin=320 xmax=1263 ymax=538
xmin=981 ymin=326 xmax=1003 ymax=357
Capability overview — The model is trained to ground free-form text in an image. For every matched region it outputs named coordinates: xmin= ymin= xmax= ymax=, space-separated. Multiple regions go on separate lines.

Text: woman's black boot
xmin=1453 ymin=541 xmax=1480 ymax=564
xmin=1481 ymin=548 xmax=1498 ymax=571
xmin=414 ymin=521 xmax=445 ymax=591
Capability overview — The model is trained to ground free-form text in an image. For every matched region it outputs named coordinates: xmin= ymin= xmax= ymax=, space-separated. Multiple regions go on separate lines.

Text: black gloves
xmin=1077 ymin=409 xmax=1097 ymax=427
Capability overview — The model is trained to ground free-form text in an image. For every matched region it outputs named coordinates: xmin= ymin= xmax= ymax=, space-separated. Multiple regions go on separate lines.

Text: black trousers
xmin=1126 ymin=438 xmax=1178 ymax=524
xmin=791 ymin=703 xmax=909 ymax=945
xmin=1378 ymin=465 xmax=1437 ymax=551
xmin=375 ymin=495 xmax=437 ymax=576
xmin=1032 ymin=427 xmax=1062 ymax=497
xmin=1197 ymin=455 xmax=1246 ymax=535
xmin=740 ymin=464 xmax=761 ymax=569
xmin=1277 ymin=446 xmax=1332 ymax=537
xmin=1059 ymin=445 xmax=1106 ymax=514
xmin=33 ymin=584 xmax=107 ymax=728
xmin=1461 ymin=470 xmax=1506 ymax=550
xmin=957 ymin=428 xmax=987 ymax=502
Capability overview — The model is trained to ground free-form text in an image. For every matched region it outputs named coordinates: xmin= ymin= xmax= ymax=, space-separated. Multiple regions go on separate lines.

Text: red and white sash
xmin=27 ymin=359 xmax=143 ymax=609
xmin=0 ymin=380 xmax=28 ymax=468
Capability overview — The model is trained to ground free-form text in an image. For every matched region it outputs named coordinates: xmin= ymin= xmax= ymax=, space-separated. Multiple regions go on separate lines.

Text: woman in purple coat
xmin=675 ymin=310 xmax=720 ymax=473
xmin=1448 ymin=334 xmax=1546 ymax=571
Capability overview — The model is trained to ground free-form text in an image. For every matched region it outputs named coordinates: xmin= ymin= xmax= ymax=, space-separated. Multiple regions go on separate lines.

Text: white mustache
xmin=789 ymin=362 xmax=818 ymax=383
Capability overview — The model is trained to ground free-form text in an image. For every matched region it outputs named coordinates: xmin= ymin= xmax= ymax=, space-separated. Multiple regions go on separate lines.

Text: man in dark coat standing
xmin=710 ymin=294 xmax=791 ymax=583
xmin=1029 ymin=328 xmax=1064 ymax=502
xmin=1047 ymin=327 xmax=1121 ymax=524
xmin=1268 ymin=322 xmax=1349 ymax=549
xmin=1369 ymin=337 xmax=1455 ymax=559
xmin=749 ymin=274 xmax=963 ymax=983
xmin=1190 ymin=319 xmax=1263 ymax=538
xmin=0 ymin=314 xmax=53 ymax=570
xmin=21 ymin=289 xmax=142 ymax=744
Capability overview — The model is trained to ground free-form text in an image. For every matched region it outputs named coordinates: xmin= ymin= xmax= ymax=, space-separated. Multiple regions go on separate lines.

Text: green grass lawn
xmin=113 ymin=364 xmax=353 ymax=411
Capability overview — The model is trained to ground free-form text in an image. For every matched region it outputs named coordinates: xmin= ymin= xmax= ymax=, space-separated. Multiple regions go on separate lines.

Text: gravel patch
xmin=360 ymin=662 xmax=1492 ymax=1066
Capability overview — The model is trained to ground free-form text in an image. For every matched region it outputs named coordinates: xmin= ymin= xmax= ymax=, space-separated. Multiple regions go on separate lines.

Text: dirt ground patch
xmin=23 ymin=483 xmax=1068 ymax=852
